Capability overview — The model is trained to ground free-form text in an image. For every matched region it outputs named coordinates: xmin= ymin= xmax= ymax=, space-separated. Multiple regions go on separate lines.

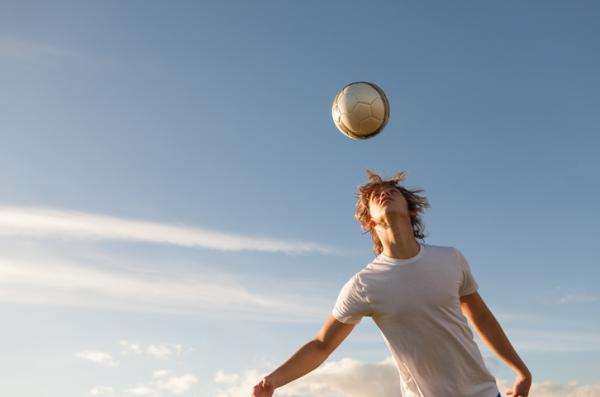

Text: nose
xmin=379 ymin=191 xmax=391 ymax=202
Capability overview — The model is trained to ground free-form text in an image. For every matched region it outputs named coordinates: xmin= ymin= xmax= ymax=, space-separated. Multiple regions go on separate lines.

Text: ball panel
xmin=335 ymin=93 xmax=348 ymax=115
xmin=347 ymin=83 xmax=379 ymax=104
xmin=350 ymin=102 xmax=372 ymax=121
xmin=358 ymin=117 xmax=382 ymax=135
xmin=339 ymin=92 xmax=360 ymax=115
xmin=340 ymin=113 xmax=361 ymax=133
xmin=370 ymin=97 xmax=385 ymax=121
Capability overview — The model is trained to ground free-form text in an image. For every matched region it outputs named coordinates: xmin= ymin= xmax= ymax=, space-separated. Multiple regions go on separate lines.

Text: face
xmin=367 ymin=185 xmax=414 ymax=228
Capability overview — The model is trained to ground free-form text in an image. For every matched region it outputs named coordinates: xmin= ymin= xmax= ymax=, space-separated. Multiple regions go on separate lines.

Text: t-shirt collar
xmin=377 ymin=243 xmax=425 ymax=266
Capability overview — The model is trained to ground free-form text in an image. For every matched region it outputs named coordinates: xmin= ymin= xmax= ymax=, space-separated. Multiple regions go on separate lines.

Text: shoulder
xmin=337 ymin=270 xmax=365 ymax=292
xmin=420 ymin=243 xmax=460 ymax=257
xmin=419 ymin=244 xmax=467 ymax=268
xmin=347 ymin=262 xmax=379 ymax=293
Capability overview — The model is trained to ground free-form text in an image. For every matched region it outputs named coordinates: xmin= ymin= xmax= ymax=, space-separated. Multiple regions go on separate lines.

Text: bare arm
xmin=460 ymin=291 xmax=532 ymax=396
xmin=252 ymin=314 xmax=355 ymax=396
xmin=460 ymin=292 xmax=529 ymax=375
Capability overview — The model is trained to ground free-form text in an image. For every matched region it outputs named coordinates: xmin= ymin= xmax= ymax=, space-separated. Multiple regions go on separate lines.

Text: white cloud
xmin=125 ymin=385 xmax=158 ymax=397
xmin=76 ymin=350 xmax=119 ymax=367
xmin=89 ymin=386 xmax=116 ymax=396
xmin=153 ymin=369 xmax=170 ymax=378
xmin=0 ymin=206 xmax=333 ymax=254
xmin=146 ymin=344 xmax=182 ymax=359
xmin=121 ymin=373 xmax=197 ymax=397
xmin=215 ymin=370 xmax=241 ymax=384
xmin=120 ymin=341 xmax=183 ymax=359
xmin=214 ymin=357 xmax=400 ymax=397
xmin=214 ymin=357 xmax=600 ymax=397
xmin=155 ymin=374 xmax=198 ymax=395
xmin=0 ymin=255 xmax=327 ymax=321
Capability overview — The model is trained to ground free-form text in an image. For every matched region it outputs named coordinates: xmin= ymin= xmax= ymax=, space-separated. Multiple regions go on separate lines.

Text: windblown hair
xmin=355 ymin=170 xmax=431 ymax=256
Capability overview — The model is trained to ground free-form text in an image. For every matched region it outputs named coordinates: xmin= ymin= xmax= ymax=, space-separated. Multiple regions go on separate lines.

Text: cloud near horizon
xmin=90 ymin=372 xmax=198 ymax=397
xmin=0 ymin=206 xmax=334 ymax=255
xmin=214 ymin=356 xmax=600 ymax=397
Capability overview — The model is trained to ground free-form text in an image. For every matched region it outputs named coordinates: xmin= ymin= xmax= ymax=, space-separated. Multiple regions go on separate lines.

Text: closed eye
xmin=370 ymin=188 xmax=398 ymax=204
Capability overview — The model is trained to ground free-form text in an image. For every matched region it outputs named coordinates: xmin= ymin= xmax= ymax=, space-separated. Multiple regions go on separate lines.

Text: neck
xmin=377 ymin=216 xmax=421 ymax=259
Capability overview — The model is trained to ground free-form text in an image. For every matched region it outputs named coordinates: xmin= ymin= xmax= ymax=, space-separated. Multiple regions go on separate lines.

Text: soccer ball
xmin=331 ymin=82 xmax=390 ymax=140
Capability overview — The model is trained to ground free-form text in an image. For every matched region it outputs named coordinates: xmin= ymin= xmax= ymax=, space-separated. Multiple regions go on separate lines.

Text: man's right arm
xmin=255 ymin=314 xmax=356 ymax=392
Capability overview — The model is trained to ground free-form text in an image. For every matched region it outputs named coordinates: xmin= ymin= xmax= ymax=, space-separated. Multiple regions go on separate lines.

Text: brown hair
xmin=355 ymin=170 xmax=430 ymax=256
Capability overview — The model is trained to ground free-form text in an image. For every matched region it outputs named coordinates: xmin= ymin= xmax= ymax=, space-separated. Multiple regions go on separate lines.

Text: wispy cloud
xmin=76 ymin=350 xmax=119 ymax=367
xmin=0 ymin=206 xmax=334 ymax=255
xmin=542 ymin=286 xmax=600 ymax=306
xmin=214 ymin=357 xmax=600 ymax=397
xmin=0 ymin=254 xmax=329 ymax=321
xmin=510 ymin=329 xmax=600 ymax=353
xmin=0 ymin=36 xmax=73 ymax=63
xmin=558 ymin=292 xmax=599 ymax=304
xmin=471 ymin=326 xmax=600 ymax=354
xmin=0 ymin=35 xmax=84 ymax=66
xmin=493 ymin=311 xmax=541 ymax=322
xmin=119 ymin=341 xmax=183 ymax=359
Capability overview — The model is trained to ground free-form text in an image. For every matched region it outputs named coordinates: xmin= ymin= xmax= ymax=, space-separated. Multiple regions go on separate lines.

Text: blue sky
xmin=1 ymin=1 xmax=599 ymax=396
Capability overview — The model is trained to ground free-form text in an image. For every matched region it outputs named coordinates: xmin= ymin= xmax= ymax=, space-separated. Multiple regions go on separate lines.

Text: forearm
xmin=264 ymin=339 xmax=330 ymax=389
xmin=471 ymin=312 xmax=531 ymax=377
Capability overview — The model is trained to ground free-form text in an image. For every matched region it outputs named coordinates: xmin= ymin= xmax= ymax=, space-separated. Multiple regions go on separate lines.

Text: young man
xmin=252 ymin=170 xmax=531 ymax=397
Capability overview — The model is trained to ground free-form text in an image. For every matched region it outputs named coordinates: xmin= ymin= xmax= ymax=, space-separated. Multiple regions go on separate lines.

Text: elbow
xmin=311 ymin=339 xmax=334 ymax=358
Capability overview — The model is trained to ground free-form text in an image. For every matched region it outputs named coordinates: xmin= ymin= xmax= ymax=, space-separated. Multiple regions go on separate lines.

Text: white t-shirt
xmin=332 ymin=243 xmax=500 ymax=397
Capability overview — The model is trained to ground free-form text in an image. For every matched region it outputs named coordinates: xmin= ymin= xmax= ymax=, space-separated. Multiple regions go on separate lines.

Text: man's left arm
xmin=460 ymin=292 xmax=532 ymax=396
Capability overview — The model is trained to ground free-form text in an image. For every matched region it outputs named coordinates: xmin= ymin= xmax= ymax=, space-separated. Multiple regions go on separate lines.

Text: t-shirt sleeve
xmin=331 ymin=275 xmax=371 ymax=324
xmin=455 ymin=248 xmax=479 ymax=296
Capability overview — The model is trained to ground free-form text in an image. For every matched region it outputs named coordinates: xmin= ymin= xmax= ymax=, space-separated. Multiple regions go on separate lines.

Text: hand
xmin=506 ymin=371 xmax=532 ymax=397
xmin=252 ymin=377 xmax=274 ymax=397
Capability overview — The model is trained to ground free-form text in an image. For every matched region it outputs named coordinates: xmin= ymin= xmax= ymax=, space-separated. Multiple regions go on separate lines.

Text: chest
xmin=365 ymin=263 xmax=462 ymax=317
